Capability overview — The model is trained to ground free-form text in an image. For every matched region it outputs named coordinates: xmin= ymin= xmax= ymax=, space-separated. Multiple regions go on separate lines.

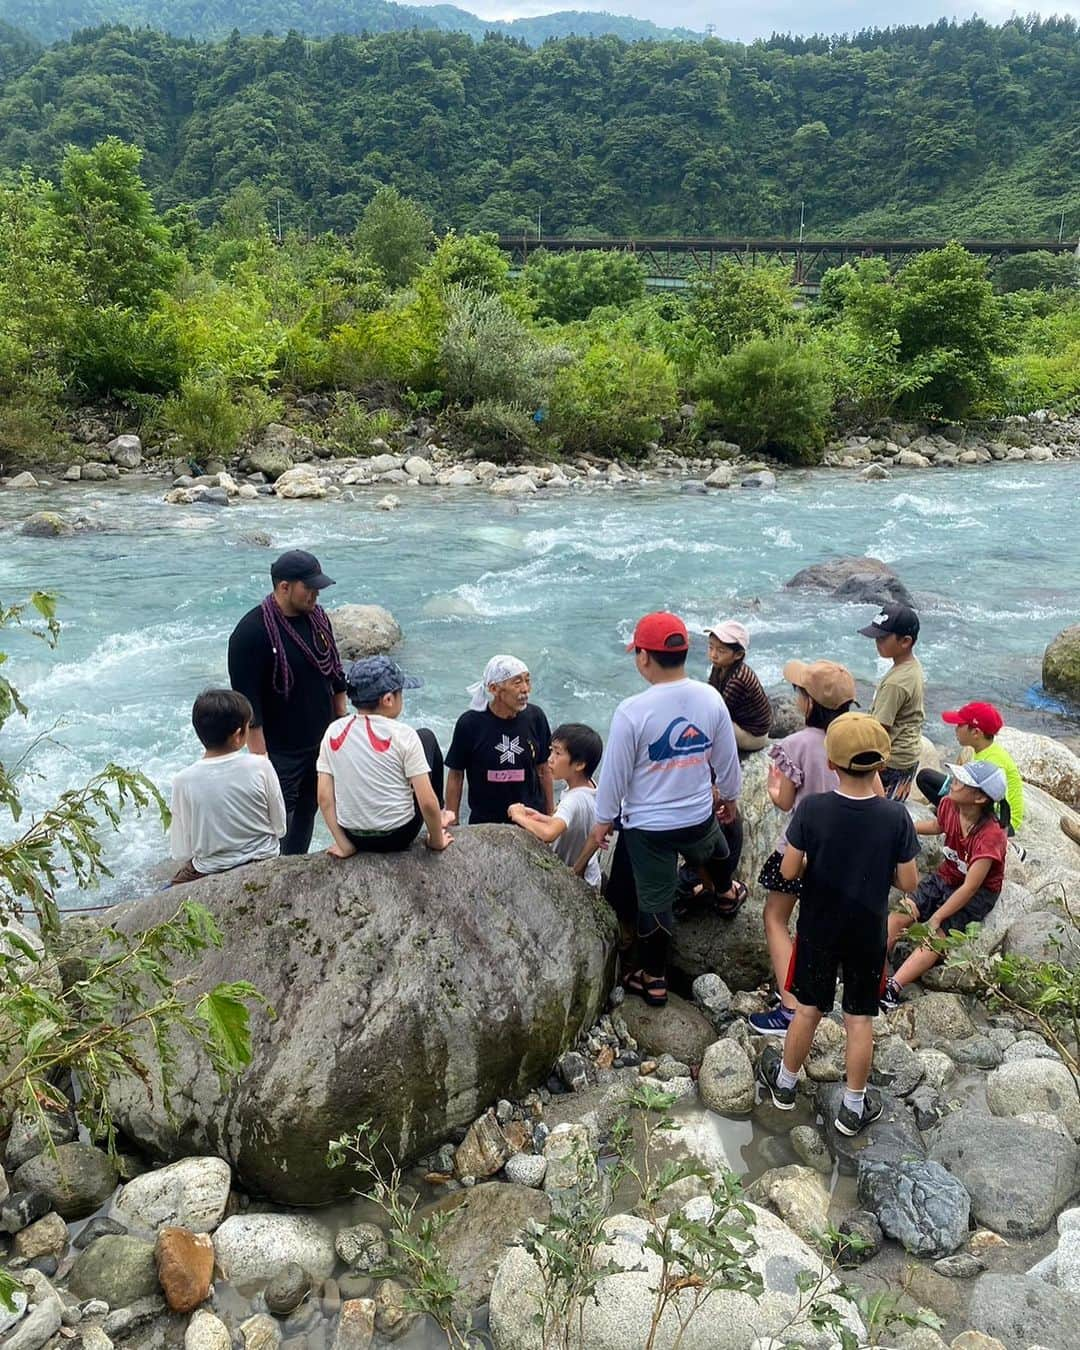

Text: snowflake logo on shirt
xmin=495 ymin=735 xmax=523 ymax=765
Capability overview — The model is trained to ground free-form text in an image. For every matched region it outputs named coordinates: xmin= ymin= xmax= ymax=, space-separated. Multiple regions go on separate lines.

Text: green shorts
xmin=622 ymin=815 xmax=728 ymax=916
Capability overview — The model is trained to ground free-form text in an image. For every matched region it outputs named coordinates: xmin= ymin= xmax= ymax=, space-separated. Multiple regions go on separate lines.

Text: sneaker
xmin=879 ymin=978 xmax=903 ymax=1012
xmin=757 ymin=1046 xmax=798 ymax=1110
xmin=834 ymin=1090 xmax=884 ymax=1137
xmin=748 ymin=1006 xmax=795 ymax=1036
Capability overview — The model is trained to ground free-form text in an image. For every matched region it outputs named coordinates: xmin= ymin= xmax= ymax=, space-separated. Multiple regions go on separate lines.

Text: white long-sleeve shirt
xmin=170 ymin=751 xmax=287 ymax=873
xmin=596 ymin=678 xmax=741 ymax=832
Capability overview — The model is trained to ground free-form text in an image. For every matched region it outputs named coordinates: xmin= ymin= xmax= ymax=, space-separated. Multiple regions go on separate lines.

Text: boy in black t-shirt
xmin=445 ymin=655 xmax=553 ymax=825
xmin=756 ymin=712 xmax=920 ymax=1136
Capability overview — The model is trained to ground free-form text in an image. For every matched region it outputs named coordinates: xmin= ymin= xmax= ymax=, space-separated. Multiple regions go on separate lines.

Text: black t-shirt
xmin=445 ymin=704 xmax=551 ymax=824
xmin=786 ymin=791 xmax=920 ymax=938
xmin=227 ymin=604 xmax=346 ymax=755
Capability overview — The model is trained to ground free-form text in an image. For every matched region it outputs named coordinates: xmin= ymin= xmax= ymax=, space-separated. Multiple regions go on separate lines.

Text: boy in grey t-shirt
xmin=508 ymin=724 xmax=602 ymax=887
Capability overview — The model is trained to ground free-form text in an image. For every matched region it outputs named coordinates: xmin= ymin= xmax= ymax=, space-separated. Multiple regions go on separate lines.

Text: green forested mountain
xmin=0 ymin=18 xmax=1077 ymax=238
xmin=0 ymin=0 xmax=699 ymax=46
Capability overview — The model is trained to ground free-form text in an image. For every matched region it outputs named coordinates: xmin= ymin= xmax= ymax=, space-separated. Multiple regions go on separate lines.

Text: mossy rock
xmin=1043 ymin=625 xmax=1080 ymax=702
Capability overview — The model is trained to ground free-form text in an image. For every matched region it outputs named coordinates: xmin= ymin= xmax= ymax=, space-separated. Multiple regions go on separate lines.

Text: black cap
xmin=270 ymin=549 xmax=335 ymax=590
xmin=859 ymin=601 xmax=920 ymax=640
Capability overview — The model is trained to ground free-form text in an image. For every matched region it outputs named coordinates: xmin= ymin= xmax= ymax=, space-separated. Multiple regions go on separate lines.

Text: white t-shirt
xmin=170 ymin=751 xmax=286 ymax=874
xmin=596 ymin=677 xmax=741 ymax=832
xmin=316 ymin=713 xmax=429 ymax=833
xmin=554 ymin=785 xmax=602 ymax=888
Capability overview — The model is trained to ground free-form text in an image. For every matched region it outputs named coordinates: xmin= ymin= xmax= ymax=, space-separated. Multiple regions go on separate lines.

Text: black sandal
xmin=712 ymin=879 xmax=748 ymax=918
xmin=624 ymin=968 xmax=668 ymax=1007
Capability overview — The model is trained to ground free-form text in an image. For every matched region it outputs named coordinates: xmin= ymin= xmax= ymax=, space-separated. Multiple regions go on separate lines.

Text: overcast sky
xmin=451 ymin=0 xmax=1080 ymax=40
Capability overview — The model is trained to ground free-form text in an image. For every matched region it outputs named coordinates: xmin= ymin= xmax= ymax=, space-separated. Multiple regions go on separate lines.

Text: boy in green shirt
xmin=916 ymin=700 xmax=1024 ymax=834
xmin=859 ymin=603 xmax=925 ymax=800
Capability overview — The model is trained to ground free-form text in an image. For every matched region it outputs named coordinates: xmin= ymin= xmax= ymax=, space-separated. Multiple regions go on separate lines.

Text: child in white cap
xmin=705 ymin=619 xmax=772 ymax=753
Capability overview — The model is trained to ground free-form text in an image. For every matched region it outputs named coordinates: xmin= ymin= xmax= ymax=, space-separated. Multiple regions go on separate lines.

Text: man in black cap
xmin=859 ymin=601 xmax=925 ymax=800
xmin=228 ymin=550 xmax=347 ymax=854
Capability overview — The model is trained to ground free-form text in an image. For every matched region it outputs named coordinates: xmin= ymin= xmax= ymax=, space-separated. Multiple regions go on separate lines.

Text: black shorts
xmin=758 ymin=849 xmax=802 ymax=897
xmin=786 ymin=917 xmax=887 ymax=1017
xmin=913 ymin=873 xmax=999 ymax=936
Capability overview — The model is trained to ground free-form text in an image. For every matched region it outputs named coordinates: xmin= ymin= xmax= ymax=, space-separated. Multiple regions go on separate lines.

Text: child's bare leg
xmin=892 ymin=943 xmax=942 ymax=990
xmin=843 ymin=1014 xmax=873 ymax=1092
xmin=887 ymin=896 xmax=918 ymax=951
xmin=781 ymin=1001 xmax=821 ymax=1077
xmin=763 ymin=892 xmax=798 ymax=1010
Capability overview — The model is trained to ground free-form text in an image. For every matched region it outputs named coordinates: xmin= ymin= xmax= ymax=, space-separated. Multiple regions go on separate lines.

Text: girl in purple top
xmin=749 ymin=658 xmax=857 ymax=1036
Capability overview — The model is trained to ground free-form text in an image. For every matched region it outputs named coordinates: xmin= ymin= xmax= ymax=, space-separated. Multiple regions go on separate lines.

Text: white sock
xmin=843 ymin=1087 xmax=866 ymax=1114
xmin=777 ymin=1064 xmax=799 ymax=1091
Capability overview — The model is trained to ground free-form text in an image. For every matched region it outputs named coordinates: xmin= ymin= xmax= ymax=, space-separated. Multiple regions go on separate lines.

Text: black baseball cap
xmin=859 ymin=601 xmax=920 ymax=640
xmin=270 ymin=550 xmax=335 ymax=589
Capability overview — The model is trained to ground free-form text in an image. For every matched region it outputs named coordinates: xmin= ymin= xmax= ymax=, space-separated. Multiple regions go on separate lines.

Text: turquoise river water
xmin=3 ymin=461 xmax=1076 ymax=911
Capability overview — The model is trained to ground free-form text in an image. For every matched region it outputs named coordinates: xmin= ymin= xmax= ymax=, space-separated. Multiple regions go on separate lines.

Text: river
xmin=3 ymin=462 xmax=1077 ymax=910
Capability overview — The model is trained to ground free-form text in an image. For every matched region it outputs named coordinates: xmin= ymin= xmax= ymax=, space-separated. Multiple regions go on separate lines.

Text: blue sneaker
xmin=748 ymin=1007 xmax=795 ymax=1036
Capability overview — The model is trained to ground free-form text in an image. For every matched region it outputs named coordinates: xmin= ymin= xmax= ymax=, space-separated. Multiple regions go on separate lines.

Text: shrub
xmin=440 ymin=284 xmax=567 ymax=406
xmin=422 ymin=230 xmax=510 ymax=295
xmin=164 ymin=376 xmax=279 ymax=455
xmin=326 ymin=396 xmax=403 ymax=453
xmin=694 ymin=338 xmax=831 ymax=464
xmin=160 ymin=275 xmax=283 ymax=385
xmin=453 ymin=399 xmax=539 ymax=461
xmin=525 ymin=249 xmax=646 ymax=324
xmin=547 ymin=339 xmax=677 ymax=457
xmin=993 ymin=250 xmax=1080 ymax=294
xmin=689 ymin=260 xmax=798 ymax=355
xmin=64 ymin=305 xmax=185 ymax=396
xmin=326 ymin=295 xmax=443 ymax=393
xmin=353 ymin=186 xmax=433 ymax=290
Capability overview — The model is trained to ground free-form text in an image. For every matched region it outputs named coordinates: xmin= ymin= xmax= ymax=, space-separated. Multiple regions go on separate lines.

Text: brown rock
xmin=500 ymin=1121 xmax=530 ymax=1155
xmin=454 ymin=1111 xmax=511 ymax=1179
xmin=12 ymin=1212 xmax=68 ymax=1260
xmin=332 ymin=1298 xmax=375 ymax=1350
xmin=155 ymin=1225 xmax=214 ymax=1313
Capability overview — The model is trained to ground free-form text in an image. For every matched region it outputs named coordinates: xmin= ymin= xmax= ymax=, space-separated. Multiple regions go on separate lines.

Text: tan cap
xmin=782 ymin=658 xmax=856 ymax=710
xmin=705 ymin=619 xmax=750 ymax=650
xmin=825 ymin=712 xmax=892 ymax=772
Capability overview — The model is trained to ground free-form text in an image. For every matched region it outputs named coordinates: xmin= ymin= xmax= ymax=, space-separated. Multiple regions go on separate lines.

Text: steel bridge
xmin=497 ymin=235 xmax=1078 ymax=282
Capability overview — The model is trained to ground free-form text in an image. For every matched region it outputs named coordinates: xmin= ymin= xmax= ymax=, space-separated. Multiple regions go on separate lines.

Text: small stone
xmin=504 ymin=1153 xmax=546 ymax=1188
xmin=155 ymin=1226 xmax=214 ymax=1314
xmin=542 ymin=1124 xmax=597 ymax=1220
xmin=4 ymin=1108 xmax=78 ymax=1171
xmin=916 ymin=1049 xmax=956 ymax=1092
xmin=790 ymin=1125 xmax=832 ymax=1174
xmin=698 ymin=1039 xmax=755 ymax=1115
xmin=871 ymin=1036 xmax=925 ymax=1096
xmin=2 ymin=1295 xmax=60 ymax=1350
xmin=184 ymin=1308 xmax=231 ymax=1350
xmin=80 ymin=1328 xmax=113 ymax=1350
xmin=753 ymin=1165 xmax=830 ymax=1243
xmin=934 ymin=1253 xmax=986 ymax=1279
xmin=107 ymin=435 xmax=142 ymax=469
xmin=73 ymin=1217 xmax=127 ymax=1249
xmin=454 ymin=1111 xmax=511 ymax=1179
xmin=557 ymin=1051 xmax=589 ymax=1092
xmin=691 ymin=973 xmax=732 ymax=1021
xmin=968 ymin=1229 xmax=1009 ymax=1255
xmin=332 ymin=1298 xmax=375 ymax=1350
xmin=213 ymin=1214 xmax=336 ymax=1285
xmin=12 ymin=1213 xmax=68 ymax=1261
xmin=101 ymin=1296 xmax=166 ymax=1339
xmin=80 ymin=1302 xmax=109 ymax=1318
xmin=265 ymin=1263 xmax=312 ymax=1317
xmin=835 ymin=1209 xmax=882 ymax=1266
xmin=63 ymin=464 xmax=82 ymax=481
xmin=949 ymin=1335 xmax=1006 ymax=1350
xmin=373 ymin=1279 xmax=414 ymax=1340
xmin=1 ymin=1190 xmax=57 ymax=1235
xmin=240 ymin=1315 xmax=281 ymax=1350
xmin=375 ymin=494 xmax=400 ymax=510
xmin=13 ymin=1143 xmax=119 ymax=1220
xmin=7 ymin=471 xmax=38 ymax=489
xmin=334 ymin=1224 xmax=388 ymax=1274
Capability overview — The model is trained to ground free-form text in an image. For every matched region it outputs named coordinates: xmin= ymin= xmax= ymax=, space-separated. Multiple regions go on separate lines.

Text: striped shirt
xmin=709 ymin=660 xmax=773 ymax=738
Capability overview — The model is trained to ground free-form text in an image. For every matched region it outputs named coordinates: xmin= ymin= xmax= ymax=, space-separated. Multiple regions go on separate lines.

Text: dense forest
xmin=0 ymin=0 xmax=699 ymax=47
xmin=0 ymin=17 xmax=1077 ymax=237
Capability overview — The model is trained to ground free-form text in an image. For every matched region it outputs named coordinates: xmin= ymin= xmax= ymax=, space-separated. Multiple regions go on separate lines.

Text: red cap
xmin=626 ymin=612 xmax=689 ymax=654
xmin=941 ymin=701 xmax=1003 ymax=736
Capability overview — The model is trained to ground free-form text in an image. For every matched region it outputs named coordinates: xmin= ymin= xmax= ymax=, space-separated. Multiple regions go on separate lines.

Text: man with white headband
xmin=445 ymin=655 xmax=554 ymax=824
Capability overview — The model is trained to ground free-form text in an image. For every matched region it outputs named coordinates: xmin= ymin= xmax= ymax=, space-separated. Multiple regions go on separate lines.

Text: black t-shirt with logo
xmin=446 ymin=704 xmax=552 ymax=823
xmin=786 ymin=791 xmax=920 ymax=941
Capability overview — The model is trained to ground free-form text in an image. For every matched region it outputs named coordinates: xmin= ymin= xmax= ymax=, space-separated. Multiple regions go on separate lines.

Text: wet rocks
xmin=741 ymin=470 xmax=776 ymax=489
xmin=184 ymin=1308 xmax=231 ymax=1350
xmin=616 ymin=992 xmax=715 ymax=1065
xmin=790 ymin=1125 xmax=832 ymax=1174
xmin=332 ymin=1298 xmax=375 ymax=1350
xmin=3 ymin=1292 xmax=61 ymax=1350
xmin=264 ymin=1263 xmax=312 ymax=1316
xmin=1 ymin=1191 xmax=53 ymax=1235
xmin=335 ymin=1223 xmax=388 ymax=1273
xmin=929 ymin=1112 xmax=1079 ymax=1237
xmin=785 ymin=555 xmax=913 ymax=607
xmin=4 ymin=1108 xmax=78 ymax=1172
xmin=455 ymin=1110 xmax=515 ymax=1179
xmin=213 ymin=1214 xmax=336 ymax=1285
xmin=752 ymin=1165 xmax=830 ymax=1243
xmin=107 ymin=435 xmax=143 ymax=469
xmin=820 ymin=1085 xmax=925 ymax=1175
xmin=7 ymin=471 xmax=39 ymax=489
xmin=430 ymin=1182 xmax=551 ymax=1309
xmin=985 ymin=1058 xmax=1080 ymax=1138
xmin=69 ymin=1234 xmax=160 ymax=1305
xmin=155 ymin=1226 xmax=215 ymax=1313
xmin=698 ymin=1039 xmax=755 ymax=1115
xmin=327 ymin=603 xmax=403 ymax=660
xmin=110 ymin=1156 xmax=231 ymax=1234
xmin=542 ymin=1124 xmax=597 ymax=1220
xmin=835 ymin=1210 xmax=883 ymax=1265
xmin=11 ymin=1213 xmax=68 ymax=1262
xmin=13 ymin=1143 xmax=119 ymax=1220
xmin=871 ymin=1036 xmax=926 ymax=1096
xmin=969 ymin=1272 xmax=1080 ymax=1349
xmin=857 ymin=1158 xmax=970 ymax=1257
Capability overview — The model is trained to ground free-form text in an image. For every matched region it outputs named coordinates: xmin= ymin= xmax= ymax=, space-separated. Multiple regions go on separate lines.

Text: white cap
xmin=705 ymin=619 xmax=750 ymax=651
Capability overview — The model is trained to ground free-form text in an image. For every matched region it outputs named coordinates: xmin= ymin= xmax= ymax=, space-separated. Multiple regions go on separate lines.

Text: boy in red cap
xmin=591 ymin=612 xmax=741 ymax=1008
xmin=916 ymin=700 xmax=1024 ymax=835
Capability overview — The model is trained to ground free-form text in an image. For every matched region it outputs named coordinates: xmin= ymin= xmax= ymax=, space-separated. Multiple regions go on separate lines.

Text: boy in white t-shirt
xmin=508 ymin=724 xmax=603 ymax=887
xmin=170 ymin=688 xmax=287 ymax=884
xmin=317 ymin=656 xmax=452 ymax=856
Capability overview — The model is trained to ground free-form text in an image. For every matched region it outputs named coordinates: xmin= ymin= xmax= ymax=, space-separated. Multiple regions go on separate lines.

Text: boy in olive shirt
xmin=859 ymin=602 xmax=924 ymax=800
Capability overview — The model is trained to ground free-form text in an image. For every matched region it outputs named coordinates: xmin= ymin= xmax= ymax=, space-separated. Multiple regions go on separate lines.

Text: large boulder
xmin=328 ymin=604 xmax=403 ymax=660
xmin=107 ymin=434 xmax=143 ymax=469
xmin=488 ymin=1199 xmax=863 ymax=1350
xmin=785 ymin=556 xmax=913 ymax=607
xmin=969 ymin=1272 xmax=1080 ymax=1350
xmin=671 ymin=753 xmax=781 ymax=989
xmin=985 ymin=1058 xmax=1080 ymax=1138
xmin=1043 ymin=625 xmax=1080 ymax=704
xmin=246 ymin=425 xmax=297 ymax=480
xmin=104 ymin=831 xmax=614 ymax=1204
xmin=928 ymin=1111 xmax=1079 ymax=1237
xmin=427 ymin=1183 xmax=551 ymax=1310
xmin=998 ymin=725 xmax=1080 ymax=810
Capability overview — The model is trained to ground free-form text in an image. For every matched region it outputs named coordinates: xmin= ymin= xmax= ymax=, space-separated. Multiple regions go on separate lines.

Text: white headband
xmin=468 ymin=655 xmax=529 ymax=711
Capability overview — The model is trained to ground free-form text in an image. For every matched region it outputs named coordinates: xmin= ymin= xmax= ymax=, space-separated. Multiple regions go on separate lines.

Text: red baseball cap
xmin=941 ymin=701 xmax=1003 ymax=736
xmin=626 ymin=612 xmax=689 ymax=654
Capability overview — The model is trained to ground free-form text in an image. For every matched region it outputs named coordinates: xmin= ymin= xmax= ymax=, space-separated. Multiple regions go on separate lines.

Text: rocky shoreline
xmin=3 ymin=411 xmax=1080 ymax=519
xmin=4 ymin=732 xmax=1080 ymax=1350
